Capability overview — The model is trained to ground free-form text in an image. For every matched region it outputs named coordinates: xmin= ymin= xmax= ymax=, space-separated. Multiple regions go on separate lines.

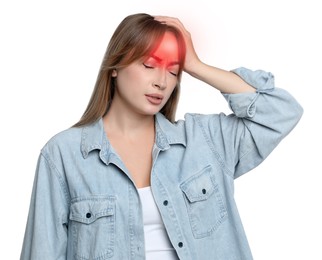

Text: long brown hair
xmin=73 ymin=13 xmax=186 ymax=127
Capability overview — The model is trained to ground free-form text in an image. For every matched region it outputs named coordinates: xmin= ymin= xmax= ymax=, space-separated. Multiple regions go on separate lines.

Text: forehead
xmin=152 ymin=32 xmax=179 ymax=62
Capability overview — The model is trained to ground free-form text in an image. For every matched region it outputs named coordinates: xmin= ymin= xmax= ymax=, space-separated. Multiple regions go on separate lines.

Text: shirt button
xmin=163 ymin=200 xmax=168 ymax=206
xmin=178 ymin=242 xmax=183 ymax=248
xmin=202 ymin=188 xmax=207 ymax=194
xmin=86 ymin=212 xmax=92 ymax=218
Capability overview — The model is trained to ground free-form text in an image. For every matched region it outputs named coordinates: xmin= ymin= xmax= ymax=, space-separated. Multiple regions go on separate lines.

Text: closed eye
xmin=143 ymin=63 xmax=154 ymax=69
xmin=144 ymin=62 xmax=178 ymax=76
xmin=168 ymin=66 xmax=179 ymax=77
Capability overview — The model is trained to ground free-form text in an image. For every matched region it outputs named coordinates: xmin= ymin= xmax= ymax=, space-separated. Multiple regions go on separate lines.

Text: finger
xmin=154 ymin=16 xmax=183 ymax=28
xmin=154 ymin=16 xmax=190 ymax=37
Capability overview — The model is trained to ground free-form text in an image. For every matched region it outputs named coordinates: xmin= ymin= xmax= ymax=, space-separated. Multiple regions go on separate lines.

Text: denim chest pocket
xmin=69 ymin=196 xmax=116 ymax=260
xmin=180 ymin=165 xmax=228 ymax=239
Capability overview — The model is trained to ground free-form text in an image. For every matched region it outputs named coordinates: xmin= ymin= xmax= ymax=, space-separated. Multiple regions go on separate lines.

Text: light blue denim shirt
xmin=21 ymin=68 xmax=303 ymax=260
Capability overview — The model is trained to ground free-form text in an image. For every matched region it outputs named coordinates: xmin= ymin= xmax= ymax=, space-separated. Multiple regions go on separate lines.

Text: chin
xmin=142 ymin=106 xmax=163 ymax=116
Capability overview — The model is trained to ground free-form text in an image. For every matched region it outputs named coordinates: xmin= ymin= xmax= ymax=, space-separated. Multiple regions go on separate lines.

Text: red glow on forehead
xmin=150 ymin=32 xmax=180 ymax=65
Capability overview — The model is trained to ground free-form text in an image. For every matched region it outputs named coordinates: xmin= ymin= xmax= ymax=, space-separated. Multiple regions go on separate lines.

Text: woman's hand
xmin=154 ymin=16 xmax=201 ymax=75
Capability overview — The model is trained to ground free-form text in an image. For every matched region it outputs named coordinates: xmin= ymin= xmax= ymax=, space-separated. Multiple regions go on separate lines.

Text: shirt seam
xmin=194 ymin=115 xmax=234 ymax=180
xmin=238 ymin=120 xmax=256 ymax=161
xmin=40 ymin=151 xmax=71 ymax=213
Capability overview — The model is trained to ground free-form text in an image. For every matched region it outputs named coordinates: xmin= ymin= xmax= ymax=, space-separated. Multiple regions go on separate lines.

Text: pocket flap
xmin=69 ymin=196 xmax=115 ymax=224
xmin=180 ymin=165 xmax=216 ymax=203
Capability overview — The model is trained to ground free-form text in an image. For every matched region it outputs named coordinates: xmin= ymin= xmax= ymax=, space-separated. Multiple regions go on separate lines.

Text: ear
xmin=112 ymin=69 xmax=117 ymax=77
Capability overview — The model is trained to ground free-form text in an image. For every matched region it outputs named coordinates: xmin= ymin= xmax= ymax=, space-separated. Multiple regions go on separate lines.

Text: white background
xmin=1 ymin=0 xmax=321 ymax=259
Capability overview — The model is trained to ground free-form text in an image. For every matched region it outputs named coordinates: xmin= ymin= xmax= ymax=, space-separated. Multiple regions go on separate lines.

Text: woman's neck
xmin=103 ymin=104 xmax=155 ymax=139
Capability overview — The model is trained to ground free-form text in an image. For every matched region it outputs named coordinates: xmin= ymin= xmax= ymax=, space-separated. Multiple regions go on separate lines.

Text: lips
xmin=145 ymin=94 xmax=163 ymax=105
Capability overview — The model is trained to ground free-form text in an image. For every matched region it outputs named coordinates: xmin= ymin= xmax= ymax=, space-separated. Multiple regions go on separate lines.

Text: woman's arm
xmin=20 ymin=152 xmax=69 ymax=259
xmin=155 ymin=16 xmax=303 ymax=179
xmin=154 ymin=16 xmax=255 ymax=93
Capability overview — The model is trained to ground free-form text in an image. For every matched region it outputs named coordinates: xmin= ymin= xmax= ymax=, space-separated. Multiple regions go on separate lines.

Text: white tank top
xmin=138 ymin=186 xmax=178 ymax=260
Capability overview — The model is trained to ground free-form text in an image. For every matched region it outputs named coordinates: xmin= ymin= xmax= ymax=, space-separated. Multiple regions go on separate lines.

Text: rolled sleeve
xmin=223 ymin=67 xmax=275 ymax=118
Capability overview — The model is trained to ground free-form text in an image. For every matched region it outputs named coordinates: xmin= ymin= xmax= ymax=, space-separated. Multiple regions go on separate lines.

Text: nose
xmin=153 ymin=68 xmax=167 ymax=90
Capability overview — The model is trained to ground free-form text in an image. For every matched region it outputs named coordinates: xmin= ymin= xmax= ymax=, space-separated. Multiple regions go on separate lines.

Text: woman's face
xmin=111 ymin=31 xmax=180 ymax=117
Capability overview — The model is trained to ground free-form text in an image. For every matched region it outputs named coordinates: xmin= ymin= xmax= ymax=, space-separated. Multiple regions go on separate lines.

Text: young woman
xmin=20 ymin=13 xmax=303 ymax=260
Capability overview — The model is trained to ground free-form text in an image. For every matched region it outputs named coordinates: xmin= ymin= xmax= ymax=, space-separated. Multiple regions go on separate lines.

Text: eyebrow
xmin=151 ymin=54 xmax=180 ymax=66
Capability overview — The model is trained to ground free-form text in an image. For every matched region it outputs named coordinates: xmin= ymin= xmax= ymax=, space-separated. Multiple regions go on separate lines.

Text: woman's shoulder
xmin=40 ymin=125 xmax=85 ymax=157
xmin=157 ymin=112 xmax=224 ymax=140
xmin=176 ymin=112 xmax=226 ymax=126
xmin=41 ymin=119 xmax=104 ymax=157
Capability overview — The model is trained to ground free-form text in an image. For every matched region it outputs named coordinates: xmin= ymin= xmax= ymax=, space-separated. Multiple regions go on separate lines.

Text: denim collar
xmin=155 ymin=113 xmax=186 ymax=149
xmin=81 ymin=113 xmax=186 ymax=159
